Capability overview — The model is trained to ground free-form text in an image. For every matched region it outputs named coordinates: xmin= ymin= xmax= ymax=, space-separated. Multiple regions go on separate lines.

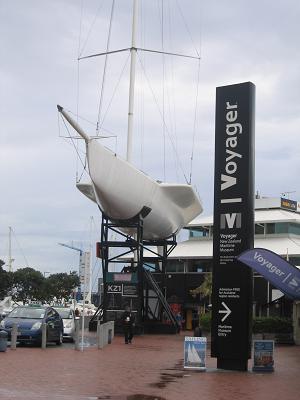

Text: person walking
xmin=121 ymin=306 xmax=135 ymax=344
xmin=175 ymin=311 xmax=183 ymax=331
xmin=75 ymin=308 xmax=80 ymax=317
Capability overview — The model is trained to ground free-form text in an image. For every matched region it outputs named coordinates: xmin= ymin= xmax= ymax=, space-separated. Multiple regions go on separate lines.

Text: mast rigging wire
xmin=175 ymin=0 xmax=200 ymax=58
xmin=10 ymin=228 xmax=30 ymax=269
xmin=78 ymin=0 xmax=106 ymax=58
xmin=59 ymin=113 xmax=87 ymax=174
xmin=189 ymin=57 xmax=201 ymax=185
xmin=96 ymin=0 xmax=115 ymax=135
xmin=96 ymin=53 xmax=131 ymax=133
xmin=167 ymin=0 xmax=179 ymax=182
xmin=66 ymin=109 xmax=119 ymax=139
xmin=160 ymin=0 xmax=166 ymax=181
xmin=76 ymin=0 xmax=84 ymax=183
xmin=137 ymin=52 xmax=189 ymax=184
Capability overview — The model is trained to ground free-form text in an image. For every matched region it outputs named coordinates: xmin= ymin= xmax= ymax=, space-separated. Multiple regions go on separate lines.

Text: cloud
xmin=1 ymin=0 xmax=300 ymax=281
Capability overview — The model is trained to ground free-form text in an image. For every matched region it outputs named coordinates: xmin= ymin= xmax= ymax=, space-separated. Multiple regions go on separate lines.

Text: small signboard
xmin=107 ymin=284 xmax=122 ymax=293
xmin=252 ymin=340 xmax=274 ymax=372
xmin=122 ymin=285 xmax=138 ymax=297
xmin=281 ymin=197 xmax=297 ymax=212
xmin=184 ymin=336 xmax=207 ymax=370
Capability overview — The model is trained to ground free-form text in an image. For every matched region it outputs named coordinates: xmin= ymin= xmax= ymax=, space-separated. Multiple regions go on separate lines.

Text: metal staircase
xmin=88 ymin=303 xmax=104 ymax=331
xmin=143 ymin=269 xmax=180 ymax=332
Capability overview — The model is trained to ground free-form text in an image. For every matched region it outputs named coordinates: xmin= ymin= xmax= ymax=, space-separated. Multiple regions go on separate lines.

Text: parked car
xmin=0 ymin=304 xmax=64 ymax=346
xmin=53 ymin=307 xmax=76 ymax=342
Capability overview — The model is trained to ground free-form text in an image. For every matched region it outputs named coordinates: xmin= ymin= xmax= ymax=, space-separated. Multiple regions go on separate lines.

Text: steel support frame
xmin=99 ymin=212 xmax=177 ymax=330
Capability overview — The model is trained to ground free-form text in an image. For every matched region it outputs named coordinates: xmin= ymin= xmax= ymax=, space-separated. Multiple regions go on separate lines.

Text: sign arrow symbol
xmin=219 ymin=302 xmax=231 ymax=322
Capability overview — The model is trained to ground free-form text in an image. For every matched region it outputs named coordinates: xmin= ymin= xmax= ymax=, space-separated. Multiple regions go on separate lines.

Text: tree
xmin=12 ymin=267 xmax=45 ymax=303
xmin=7 ymin=267 xmax=80 ymax=304
xmin=0 ymin=265 xmax=13 ymax=299
xmin=190 ymin=272 xmax=212 ymax=311
xmin=45 ymin=271 xmax=80 ymax=302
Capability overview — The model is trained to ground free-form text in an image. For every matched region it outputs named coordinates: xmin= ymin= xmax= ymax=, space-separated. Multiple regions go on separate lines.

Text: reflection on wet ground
xmin=149 ymin=359 xmax=187 ymax=389
xmin=149 ymin=371 xmax=185 ymax=389
xmin=96 ymin=396 xmax=166 ymax=400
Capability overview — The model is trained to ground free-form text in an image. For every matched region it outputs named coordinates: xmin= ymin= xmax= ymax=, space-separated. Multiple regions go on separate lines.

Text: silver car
xmin=53 ymin=307 xmax=76 ymax=342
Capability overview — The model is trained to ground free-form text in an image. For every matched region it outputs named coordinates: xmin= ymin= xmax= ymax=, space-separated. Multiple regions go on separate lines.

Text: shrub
xmin=198 ymin=314 xmax=293 ymax=334
xmin=252 ymin=317 xmax=293 ymax=334
xmin=199 ymin=312 xmax=211 ymax=332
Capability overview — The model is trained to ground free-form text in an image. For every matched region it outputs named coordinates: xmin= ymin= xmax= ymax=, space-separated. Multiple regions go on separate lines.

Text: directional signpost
xmin=211 ymin=82 xmax=255 ymax=371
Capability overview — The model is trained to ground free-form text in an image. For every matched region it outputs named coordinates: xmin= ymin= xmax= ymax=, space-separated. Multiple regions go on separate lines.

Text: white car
xmin=54 ymin=307 xmax=76 ymax=342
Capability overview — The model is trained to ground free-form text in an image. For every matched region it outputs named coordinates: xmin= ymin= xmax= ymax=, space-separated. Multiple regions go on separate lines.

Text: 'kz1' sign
xmin=211 ymin=82 xmax=255 ymax=371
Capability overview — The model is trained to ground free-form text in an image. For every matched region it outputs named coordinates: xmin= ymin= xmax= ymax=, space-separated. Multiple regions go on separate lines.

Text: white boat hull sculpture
xmin=58 ymin=106 xmax=202 ymax=240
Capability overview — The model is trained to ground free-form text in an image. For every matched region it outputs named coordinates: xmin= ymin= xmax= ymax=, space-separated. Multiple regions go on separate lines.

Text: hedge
xmin=252 ymin=317 xmax=293 ymax=334
xmin=199 ymin=312 xmax=211 ymax=332
xmin=199 ymin=313 xmax=293 ymax=334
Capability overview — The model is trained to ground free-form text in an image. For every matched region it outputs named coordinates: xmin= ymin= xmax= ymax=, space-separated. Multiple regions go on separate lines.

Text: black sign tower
xmin=211 ymin=82 xmax=255 ymax=371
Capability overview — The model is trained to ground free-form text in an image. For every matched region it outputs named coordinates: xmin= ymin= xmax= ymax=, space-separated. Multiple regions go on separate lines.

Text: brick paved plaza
xmin=0 ymin=332 xmax=299 ymax=400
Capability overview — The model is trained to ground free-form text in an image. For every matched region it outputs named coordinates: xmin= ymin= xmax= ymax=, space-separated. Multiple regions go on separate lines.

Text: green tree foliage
xmin=190 ymin=273 xmax=212 ymax=306
xmin=0 ymin=265 xmax=13 ymax=299
xmin=12 ymin=267 xmax=44 ymax=303
xmin=1 ymin=266 xmax=80 ymax=304
xmin=45 ymin=271 xmax=80 ymax=303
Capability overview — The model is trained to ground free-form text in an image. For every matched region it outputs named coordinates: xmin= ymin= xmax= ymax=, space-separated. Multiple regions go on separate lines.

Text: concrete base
xmin=217 ymin=358 xmax=248 ymax=371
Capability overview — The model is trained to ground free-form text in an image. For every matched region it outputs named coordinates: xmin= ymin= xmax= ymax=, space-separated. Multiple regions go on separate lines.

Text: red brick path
xmin=0 ymin=332 xmax=299 ymax=400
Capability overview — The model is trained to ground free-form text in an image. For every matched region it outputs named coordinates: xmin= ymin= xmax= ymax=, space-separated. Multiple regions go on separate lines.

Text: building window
xmin=266 ymin=223 xmax=275 ymax=234
xmin=189 ymin=227 xmax=210 ymax=238
xmin=186 ymin=260 xmax=212 ymax=273
xmin=267 ymin=222 xmax=300 ymax=235
xmin=275 ymin=222 xmax=288 ymax=234
xmin=166 ymin=260 xmax=184 ymax=273
xmin=255 ymin=223 xmax=265 ymax=235
xmin=290 ymin=257 xmax=300 ymax=266
xmin=289 ymin=223 xmax=300 ymax=235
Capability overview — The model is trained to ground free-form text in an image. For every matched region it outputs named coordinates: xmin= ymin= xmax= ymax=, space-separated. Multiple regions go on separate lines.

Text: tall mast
xmin=8 ymin=226 xmax=13 ymax=272
xmin=126 ymin=0 xmax=138 ymax=163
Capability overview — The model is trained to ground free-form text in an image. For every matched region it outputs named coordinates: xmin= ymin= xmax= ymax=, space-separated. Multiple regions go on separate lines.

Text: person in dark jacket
xmin=121 ymin=306 xmax=135 ymax=344
xmin=194 ymin=324 xmax=203 ymax=337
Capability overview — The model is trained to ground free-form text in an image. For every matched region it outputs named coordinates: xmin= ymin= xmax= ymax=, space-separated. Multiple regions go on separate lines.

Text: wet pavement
xmin=0 ymin=331 xmax=299 ymax=400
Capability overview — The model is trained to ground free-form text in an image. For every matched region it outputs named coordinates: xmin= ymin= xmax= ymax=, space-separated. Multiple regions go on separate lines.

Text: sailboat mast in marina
xmin=58 ymin=0 xmax=203 ymax=240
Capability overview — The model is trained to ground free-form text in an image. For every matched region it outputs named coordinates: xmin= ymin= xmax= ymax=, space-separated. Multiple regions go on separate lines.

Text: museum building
xmin=154 ymin=197 xmax=300 ymax=328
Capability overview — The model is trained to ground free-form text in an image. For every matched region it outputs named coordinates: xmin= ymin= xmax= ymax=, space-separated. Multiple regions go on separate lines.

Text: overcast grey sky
xmin=1 ymin=0 xmax=300 ymax=286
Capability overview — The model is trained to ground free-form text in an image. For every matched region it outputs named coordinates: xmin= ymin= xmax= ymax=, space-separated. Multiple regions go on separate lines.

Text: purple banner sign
xmin=237 ymin=248 xmax=300 ymax=300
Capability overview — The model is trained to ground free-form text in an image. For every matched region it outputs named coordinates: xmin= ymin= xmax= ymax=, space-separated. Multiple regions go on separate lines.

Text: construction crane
xmin=58 ymin=242 xmax=91 ymax=304
xmin=58 ymin=242 xmax=83 ymax=256
xmin=58 ymin=242 xmax=92 ymax=350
